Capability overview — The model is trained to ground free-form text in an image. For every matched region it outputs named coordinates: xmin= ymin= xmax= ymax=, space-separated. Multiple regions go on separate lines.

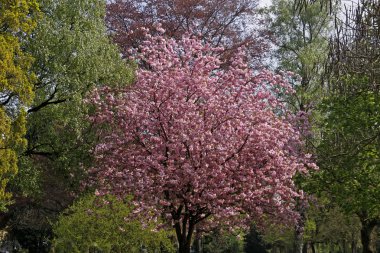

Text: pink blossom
xmin=88 ymin=32 xmax=315 ymax=250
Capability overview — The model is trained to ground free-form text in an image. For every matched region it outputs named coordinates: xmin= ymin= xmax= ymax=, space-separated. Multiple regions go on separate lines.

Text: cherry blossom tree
xmin=89 ymin=30 xmax=315 ymax=253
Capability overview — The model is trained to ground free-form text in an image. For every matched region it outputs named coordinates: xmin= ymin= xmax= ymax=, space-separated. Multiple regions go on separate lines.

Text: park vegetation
xmin=0 ymin=0 xmax=379 ymax=252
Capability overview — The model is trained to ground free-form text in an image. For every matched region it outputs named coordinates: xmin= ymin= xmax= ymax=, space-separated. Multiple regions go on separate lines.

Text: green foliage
xmin=312 ymin=88 xmax=380 ymax=219
xmin=0 ymin=0 xmax=40 ymax=210
xmin=266 ymin=1 xmax=335 ymax=251
xmin=52 ymin=194 xmax=175 ymax=253
xmin=260 ymin=204 xmax=361 ymax=251
xmin=244 ymin=226 xmax=268 ymax=253
xmin=316 ymin=206 xmax=361 ymax=244
xmin=0 ymin=0 xmax=40 ymax=33
xmin=14 ymin=0 xmax=133 ymax=196
xmin=268 ymin=0 xmax=334 ymax=113
xmin=269 ymin=0 xmax=332 ymax=76
xmin=5 ymin=0 xmax=134 ymax=250
xmin=316 ymin=3 xmax=380 ymax=250
xmin=203 ymin=229 xmax=244 ymax=253
xmin=300 ymin=73 xmax=380 ymax=250
xmin=261 ymin=223 xmax=295 ymax=250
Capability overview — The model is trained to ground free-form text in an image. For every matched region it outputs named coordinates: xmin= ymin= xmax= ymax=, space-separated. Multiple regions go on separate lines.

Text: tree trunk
xmin=361 ymin=228 xmax=371 ymax=253
xmin=193 ymin=229 xmax=202 ymax=253
xmin=295 ymin=229 xmax=304 ymax=253
xmin=343 ymin=240 xmax=349 ymax=253
xmin=359 ymin=217 xmax=377 ymax=253
xmin=311 ymin=242 xmax=316 ymax=253
xmin=351 ymin=240 xmax=356 ymax=253
xmin=302 ymin=242 xmax=308 ymax=253
xmin=178 ymin=242 xmax=191 ymax=253
xmin=175 ymin=217 xmax=195 ymax=253
xmin=361 ymin=225 xmax=374 ymax=253
xmin=294 ymin=202 xmax=307 ymax=253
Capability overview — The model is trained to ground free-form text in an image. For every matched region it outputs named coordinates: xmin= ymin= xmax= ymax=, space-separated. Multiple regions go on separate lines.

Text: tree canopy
xmin=89 ymin=30 xmax=315 ymax=253
xmin=0 ymin=0 xmax=39 ymax=210
xmin=2 ymin=0 xmax=133 ymax=250
xmin=106 ymin=0 xmax=269 ymax=64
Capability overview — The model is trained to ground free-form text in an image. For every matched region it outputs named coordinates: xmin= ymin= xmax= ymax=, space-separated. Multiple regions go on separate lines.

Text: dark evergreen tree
xmin=244 ymin=226 xmax=267 ymax=253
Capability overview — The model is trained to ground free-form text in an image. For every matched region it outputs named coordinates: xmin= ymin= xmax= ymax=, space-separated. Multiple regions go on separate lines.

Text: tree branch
xmin=222 ymin=134 xmax=249 ymax=165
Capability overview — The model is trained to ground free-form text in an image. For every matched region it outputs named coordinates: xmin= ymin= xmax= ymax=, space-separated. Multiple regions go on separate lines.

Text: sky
xmin=259 ymin=0 xmax=272 ymax=7
xmin=259 ymin=0 xmax=360 ymax=9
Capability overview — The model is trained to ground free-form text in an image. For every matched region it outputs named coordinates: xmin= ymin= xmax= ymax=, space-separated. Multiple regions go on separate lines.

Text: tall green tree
xmin=1 ymin=0 xmax=133 ymax=251
xmin=0 ymin=0 xmax=40 ymax=210
xmin=314 ymin=87 xmax=380 ymax=253
xmin=269 ymin=0 xmax=333 ymax=113
xmin=19 ymin=0 xmax=132 ymax=193
xmin=310 ymin=1 xmax=380 ymax=252
xmin=268 ymin=0 xmax=334 ymax=252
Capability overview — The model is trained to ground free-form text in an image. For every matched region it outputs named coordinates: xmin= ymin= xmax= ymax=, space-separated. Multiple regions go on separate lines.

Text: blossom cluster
xmin=89 ymin=30 xmax=315 ymax=229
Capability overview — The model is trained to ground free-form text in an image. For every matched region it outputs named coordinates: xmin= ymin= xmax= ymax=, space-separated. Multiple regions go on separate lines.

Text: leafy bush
xmin=52 ymin=194 xmax=175 ymax=253
xmin=203 ymin=229 xmax=244 ymax=253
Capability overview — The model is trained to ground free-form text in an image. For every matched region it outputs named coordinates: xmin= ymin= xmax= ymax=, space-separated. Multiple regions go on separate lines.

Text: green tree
xmin=2 ymin=0 xmax=133 ymax=250
xmin=268 ymin=0 xmax=334 ymax=252
xmin=0 ymin=0 xmax=39 ymax=209
xmin=261 ymin=223 xmax=294 ymax=253
xmin=315 ymin=205 xmax=361 ymax=253
xmin=269 ymin=0 xmax=333 ymax=113
xmin=313 ymin=87 xmax=380 ymax=253
xmin=244 ymin=226 xmax=268 ymax=253
xmin=202 ymin=229 xmax=244 ymax=253
xmin=52 ymin=194 xmax=175 ymax=253
xmin=309 ymin=1 xmax=380 ymax=252
xmin=260 ymin=202 xmax=361 ymax=253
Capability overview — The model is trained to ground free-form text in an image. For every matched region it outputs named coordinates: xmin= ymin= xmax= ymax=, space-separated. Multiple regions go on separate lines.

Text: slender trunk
xmin=311 ymin=242 xmax=316 ymax=253
xmin=295 ymin=202 xmax=307 ymax=253
xmin=302 ymin=242 xmax=308 ymax=253
xmin=193 ymin=229 xmax=202 ymax=253
xmin=342 ymin=240 xmax=348 ymax=253
xmin=351 ymin=240 xmax=356 ymax=253
xmin=295 ymin=229 xmax=304 ymax=253
xmin=361 ymin=229 xmax=371 ymax=253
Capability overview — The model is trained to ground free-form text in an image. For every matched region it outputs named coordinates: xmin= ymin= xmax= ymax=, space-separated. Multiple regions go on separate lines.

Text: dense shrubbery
xmin=52 ymin=194 xmax=175 ymax=253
